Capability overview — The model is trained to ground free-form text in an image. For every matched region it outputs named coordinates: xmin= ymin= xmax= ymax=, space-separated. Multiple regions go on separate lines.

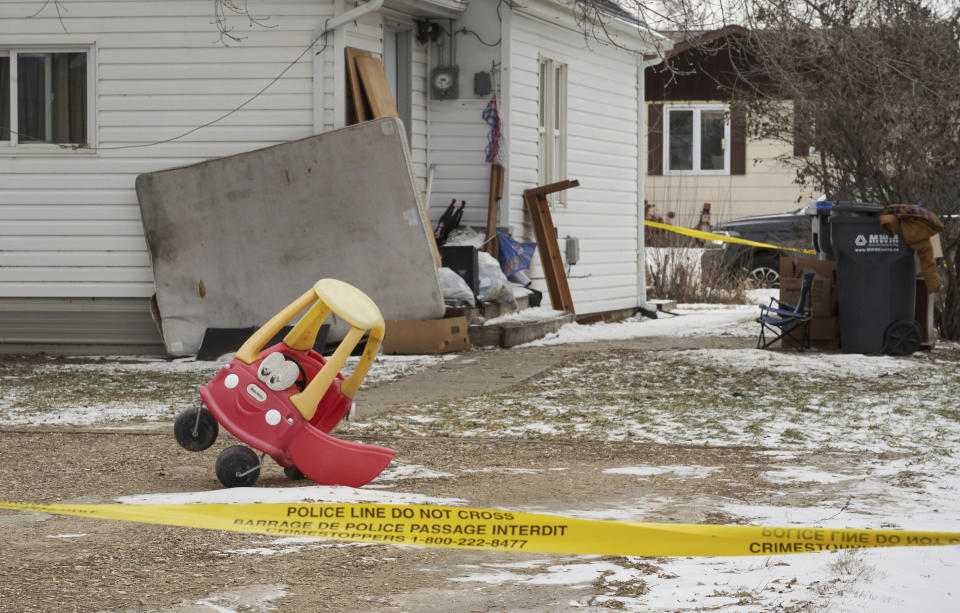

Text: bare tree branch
xmin=212 ymin=0 xmax=276 ymax=45
xmin=27 ymin=0 xmax=68 ymax=32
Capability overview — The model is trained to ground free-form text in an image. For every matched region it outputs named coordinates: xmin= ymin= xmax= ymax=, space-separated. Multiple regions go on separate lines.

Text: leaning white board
xmin=136 ymin=118 xmax=444 ymax=356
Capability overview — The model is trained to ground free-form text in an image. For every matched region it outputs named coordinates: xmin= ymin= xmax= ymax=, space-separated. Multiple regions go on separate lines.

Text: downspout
xmin=426 ymin=34 xmax=432 ymax=172
xmin=499 ymin=0 xmax=512 ymax=232
xmin=326 ymin=0 xmax=384 ymax=31
xmin=321 ymin=0 xmax=385 ymax=129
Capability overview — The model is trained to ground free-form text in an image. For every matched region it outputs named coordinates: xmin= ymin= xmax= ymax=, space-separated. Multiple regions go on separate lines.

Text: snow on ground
xmin=524 ymin=290 xmax=777 ymax=346
xmin=4 ymin=298 xmax=960 ymax=611
xmin=0 ymin=353 xmax=443 ymax=427
xmin=522 ymin=306 xmax=758 ymax=346
xmin=343 ymin=302 xmax=960 ymax=610
xmin=602 ymin=465 xmax=722 ymax=479
xmin=116 ymin=484 xmax=465 ymax=508
xmin=482 ymin=306 xmax=568 ymax=327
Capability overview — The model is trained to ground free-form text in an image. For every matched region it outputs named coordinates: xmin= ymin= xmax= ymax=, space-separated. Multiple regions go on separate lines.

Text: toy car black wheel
xmin=215 ymin=445 xmax=261 ymax=488
xmin=173 ymin=407 xmax=219 ymax=452
xmin=284 ymin=465 xmax=306 ymax=481
xmin=883 ymin=320 xmax=922 ymax=356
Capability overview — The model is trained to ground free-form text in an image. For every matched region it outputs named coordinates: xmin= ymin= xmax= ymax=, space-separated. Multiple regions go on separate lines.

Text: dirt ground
xmin=0 ymin=334 xmax=879 ymax=612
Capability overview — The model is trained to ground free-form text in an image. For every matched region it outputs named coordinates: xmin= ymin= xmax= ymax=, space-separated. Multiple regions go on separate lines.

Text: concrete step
xmin=648 ymin=299 xmax=678 ymax=313
xmin=446 ymin=293 xmax=531 ymax=325
xmin=468 ymin=307 xmax=574 ymax=348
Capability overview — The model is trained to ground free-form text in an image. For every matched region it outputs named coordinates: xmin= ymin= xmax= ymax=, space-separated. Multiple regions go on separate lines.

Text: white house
xmin=0 ymin=0 xmax=669 ymax=352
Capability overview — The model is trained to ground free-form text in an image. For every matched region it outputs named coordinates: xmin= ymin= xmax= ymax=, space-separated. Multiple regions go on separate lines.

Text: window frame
xmin=0 ymin=43 xmax=97 ymax=154
xmin=662 ymin=103 xmax=730 ymax=176
xmin=538 ymin=57 xmax=568 ymax=206
xmin=382 ymin=21 xmax=413 ymax=146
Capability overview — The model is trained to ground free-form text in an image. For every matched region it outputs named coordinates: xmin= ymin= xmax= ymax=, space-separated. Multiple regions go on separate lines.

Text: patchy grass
xmin=0 ymin=355 xmax=218 ymax=426
xmin=344 ymin=348 xmax=960 ymax=464
xmin=3 ymin=346 xmax=958 ymax=469
xmin=0 ymin=353 xmax=440 ymax=427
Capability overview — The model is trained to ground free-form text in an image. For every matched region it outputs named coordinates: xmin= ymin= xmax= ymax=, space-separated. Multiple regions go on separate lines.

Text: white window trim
xmin=0 ymin=42 xmax=97 ymax=155
xmin=383 ymin=20 xmax=413 ymax=147
xmin=538 ymin=57 xmax=568 ymax=206
xmin=662 ymin=103 xmax=729 ymax=176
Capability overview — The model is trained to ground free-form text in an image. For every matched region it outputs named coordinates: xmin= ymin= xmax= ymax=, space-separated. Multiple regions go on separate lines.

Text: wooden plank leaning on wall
xmin=523 ymin=180 xmax=579 ymax=314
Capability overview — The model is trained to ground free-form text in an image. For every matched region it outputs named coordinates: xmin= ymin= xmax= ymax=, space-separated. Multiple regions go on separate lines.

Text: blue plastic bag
xmin=496 ymin=231 xmax=537 ymax=277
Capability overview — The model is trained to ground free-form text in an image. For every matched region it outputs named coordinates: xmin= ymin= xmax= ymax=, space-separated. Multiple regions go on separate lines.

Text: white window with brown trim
xmin=648 ymin=102 xmax=746 ymax=176
xmin=663 ymin=104 xmax=730 ymax=175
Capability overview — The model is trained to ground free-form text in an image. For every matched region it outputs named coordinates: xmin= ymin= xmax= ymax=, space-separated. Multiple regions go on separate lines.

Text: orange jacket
xmin=879 ymin=205 xmax=944 ymax=294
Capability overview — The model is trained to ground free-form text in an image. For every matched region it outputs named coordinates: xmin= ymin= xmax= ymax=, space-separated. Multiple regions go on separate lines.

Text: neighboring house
xmin=0 ymin=0 xmax=668 ymax=352
xmin=644 ymin=26 xmax=818 ymax=227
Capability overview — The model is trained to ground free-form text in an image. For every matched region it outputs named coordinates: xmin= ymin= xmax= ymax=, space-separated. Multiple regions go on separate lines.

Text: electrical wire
xmin=456 ymin=27 xmax=500 ymax=47
xmin=451 ymin=0 xmax=515 ymax=49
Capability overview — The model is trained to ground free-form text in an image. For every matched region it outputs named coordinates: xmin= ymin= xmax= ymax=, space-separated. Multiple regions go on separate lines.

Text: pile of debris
xmin=137 ymin=118 xmax=578 ymax=358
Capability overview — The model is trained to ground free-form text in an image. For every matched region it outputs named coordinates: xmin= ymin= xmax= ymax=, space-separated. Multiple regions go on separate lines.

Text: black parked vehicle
xmin=701 ymin=207 xmax=813 ymax=287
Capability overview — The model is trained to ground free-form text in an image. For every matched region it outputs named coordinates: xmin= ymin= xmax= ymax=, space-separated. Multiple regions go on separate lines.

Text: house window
xmin=0 ymin=55 xmax=9 ymax=142
xmin=538 ymin=58 xmax=567 ymax=205
xmin=1 ymin=48 xmax=90 ymax=147
xmin=663 ymin=105 xmax=729 ymax=174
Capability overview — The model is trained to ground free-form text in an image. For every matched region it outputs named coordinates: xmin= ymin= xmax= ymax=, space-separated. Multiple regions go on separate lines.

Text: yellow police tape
xmin=2 ymin=501 xmax=958 ymax=557
xmin=645 ymin=220 xmax=817 ymax=255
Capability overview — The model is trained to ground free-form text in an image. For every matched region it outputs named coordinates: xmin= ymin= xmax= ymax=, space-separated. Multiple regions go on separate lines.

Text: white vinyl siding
xmin=409 ymin=33 xmax=429 ymax=192
xmin=426 ymin=98 xmax=492 ymax=228
xmin=382 ymin=16 xmax=428 ymax=194
xmin=509 ymin=14 xmax=642 ymax=314
xmin=0 ymin=0 xmax=337 ymax=299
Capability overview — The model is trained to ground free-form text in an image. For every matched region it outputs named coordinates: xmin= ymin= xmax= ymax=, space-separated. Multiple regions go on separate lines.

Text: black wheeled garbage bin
xmin=829 ymin=202 xmax=920 ymax=355
xmin=806 ymin=200 xmax=835 ymax=261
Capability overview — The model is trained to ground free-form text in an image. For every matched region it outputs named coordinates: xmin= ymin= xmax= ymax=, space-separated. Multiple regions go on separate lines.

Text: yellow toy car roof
xmin=313 ymin=278 xmax=384 ymax=336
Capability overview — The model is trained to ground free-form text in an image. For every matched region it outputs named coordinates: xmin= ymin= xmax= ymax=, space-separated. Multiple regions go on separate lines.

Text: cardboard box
xmin=780 ymin=334 xmax=804 ymax=349
xmin=780 ymin=317 xmax=839 ymax=350
xmin=810 ymin=316 xmax=839 ymax=340
xmin=809 ymin=276 xmax=838 ymax=317
xmin=916 ymin=234 xmax=944 ymax=275
xmin=808 ymin=316 xmax=840 ymax=349
xmin=795 ymin=257 xmax=836 ymax=281
xmin=779 ymin=276 xmax=802 ymax=308
xmin=781 ymin=255 xmax=837 ymax=317
xmin=382 ymin=316 xmax=471 ymax=354
xmin=780 ymin=255 xmax=796 ymax=279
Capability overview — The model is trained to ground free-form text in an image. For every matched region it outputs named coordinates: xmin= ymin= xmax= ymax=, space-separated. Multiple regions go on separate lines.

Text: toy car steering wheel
xmin=282 ymin=354 xmax=308 ymax=392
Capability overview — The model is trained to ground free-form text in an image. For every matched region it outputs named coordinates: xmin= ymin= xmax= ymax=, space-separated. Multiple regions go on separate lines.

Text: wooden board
xmin=484 ymin=163 xmax=504 ymax=257
xmin=419 ymin=192 xmax=442 ymax=268
xmin=523 ymin=180 xmax=579 ymax=314
xmin=355 ymin=55 xmax=398 ymax=119
xmin=344 ymin=48 xmax=372 ymax=123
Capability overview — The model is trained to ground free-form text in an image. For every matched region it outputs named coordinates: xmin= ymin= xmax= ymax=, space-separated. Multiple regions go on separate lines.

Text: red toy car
xmin=174 ymin=279 xmax=395 ymax=488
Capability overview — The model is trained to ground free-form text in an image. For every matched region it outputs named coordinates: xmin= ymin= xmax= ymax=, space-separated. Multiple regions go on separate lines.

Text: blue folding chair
xmin=756 ymin=271 xmax=815 ymax=350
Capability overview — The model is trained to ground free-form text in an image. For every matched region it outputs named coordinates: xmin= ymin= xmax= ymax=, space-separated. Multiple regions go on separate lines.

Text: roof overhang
xmin=662 ymin=25 xmax=749 ymax=58
xmin=512 ymin=0 xmax=673 ymax=57
xmin=383 ymin=0 xmax=469 ymax=20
